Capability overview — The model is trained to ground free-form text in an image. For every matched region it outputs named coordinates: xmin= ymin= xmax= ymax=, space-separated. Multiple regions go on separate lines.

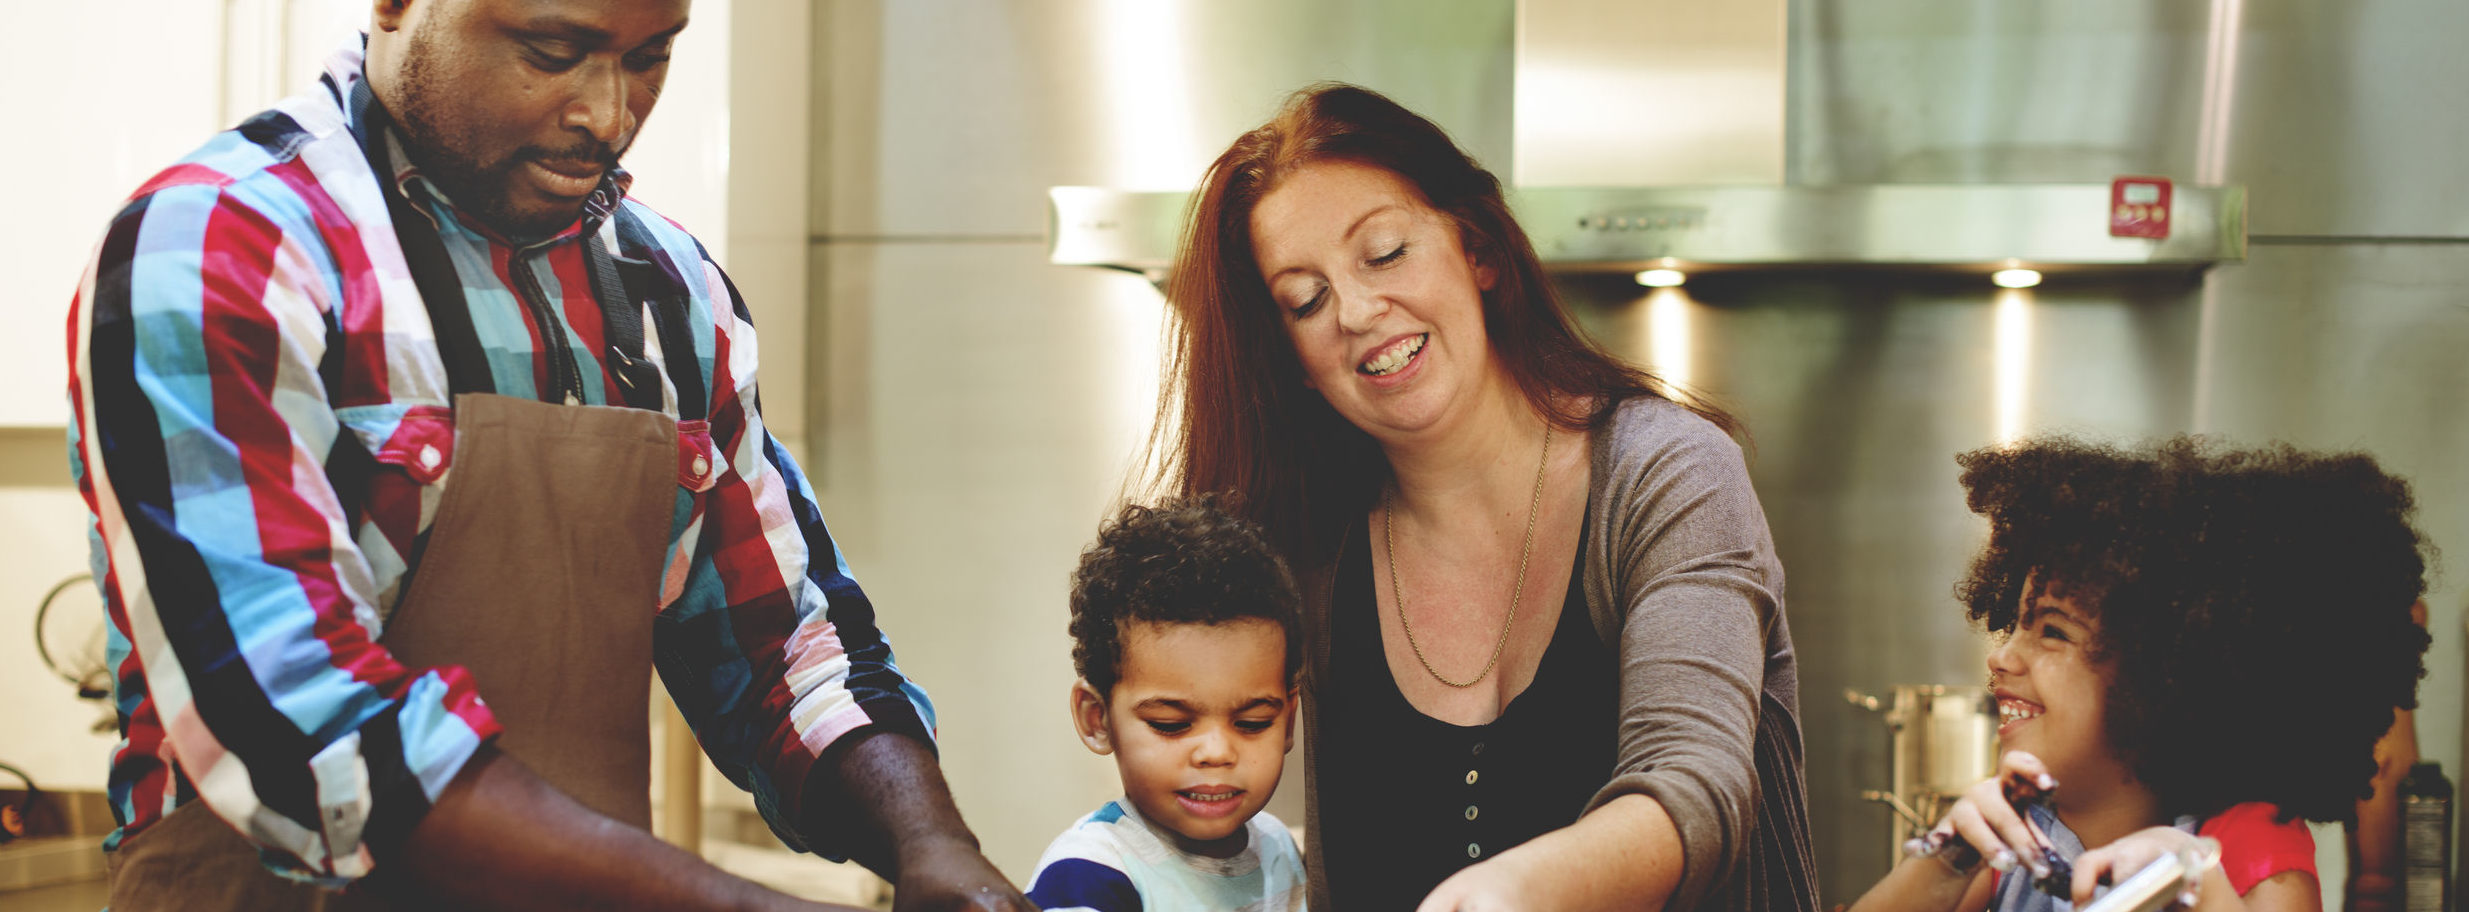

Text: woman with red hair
xmin=1146 ymin=83 xmax=1817 ymax=911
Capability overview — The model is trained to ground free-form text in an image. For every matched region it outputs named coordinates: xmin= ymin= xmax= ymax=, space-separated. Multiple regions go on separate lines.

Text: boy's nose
xmin=1192 ymin=729 xmax=1236 ymax=766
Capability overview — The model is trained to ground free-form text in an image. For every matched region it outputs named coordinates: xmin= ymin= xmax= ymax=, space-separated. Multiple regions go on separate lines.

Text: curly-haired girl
xmin=1851 ymin=437 xmax=2430 ymax=912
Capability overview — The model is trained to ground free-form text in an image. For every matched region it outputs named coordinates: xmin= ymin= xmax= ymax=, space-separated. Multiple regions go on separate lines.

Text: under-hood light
xmin=1635 ymin=267 xmax=1687 ymax=287
xmin=1992 ymin=267 xmax=2043 ymax=289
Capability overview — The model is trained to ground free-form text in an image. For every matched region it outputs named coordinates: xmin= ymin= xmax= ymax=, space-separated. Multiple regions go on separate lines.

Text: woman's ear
xmin=1071 ymin=679 xmax=1115 ymax=755
xmin=1467 ymin=250 xmax=1498 ymax=292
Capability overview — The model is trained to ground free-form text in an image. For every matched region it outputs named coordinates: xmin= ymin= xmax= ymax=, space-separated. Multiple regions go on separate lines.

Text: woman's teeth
xmin=1360 ymin=334 xmax=1427 ymax=376
xmin=1999 ymin=699 xmax=2044 ymax=725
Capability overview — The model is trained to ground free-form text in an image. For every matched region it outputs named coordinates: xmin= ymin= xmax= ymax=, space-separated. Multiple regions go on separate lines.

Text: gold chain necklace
xmin=1384 ymin=424 xmax=1553 ymax=689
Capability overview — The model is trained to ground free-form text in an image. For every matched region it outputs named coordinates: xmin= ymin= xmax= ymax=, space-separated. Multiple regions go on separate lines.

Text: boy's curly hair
xmin=1070 ymin=494 xmax=1303 ymax=697
xmin=1956 ymin=437 xmax=2430 ymax=824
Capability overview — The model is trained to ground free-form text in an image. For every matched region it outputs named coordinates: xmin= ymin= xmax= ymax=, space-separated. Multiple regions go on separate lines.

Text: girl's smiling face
xmin=1988 ymin=584 xmax=2127 ymax=800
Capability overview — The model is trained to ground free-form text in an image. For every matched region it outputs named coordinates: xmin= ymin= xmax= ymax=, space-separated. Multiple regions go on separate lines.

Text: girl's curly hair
xmin=1956 ymin=437 xmax=2430 ymax=823
xmin=1069 ymin=494 xmax=1303 ymax=696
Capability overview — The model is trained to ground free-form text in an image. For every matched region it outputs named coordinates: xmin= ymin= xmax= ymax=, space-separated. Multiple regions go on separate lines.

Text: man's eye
xmin=1144 ymin=720 xmax=1189 ymax=734
xmin=526 ymin=45 xmax=584 ymax=71
xmin=625 ymin=50 xmax=673 ymax=71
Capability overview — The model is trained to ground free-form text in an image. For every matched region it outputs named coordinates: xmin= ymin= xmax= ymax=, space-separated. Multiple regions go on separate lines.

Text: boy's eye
xmin=1144 ymin=720 xmax=1189 ymax=735
xmin=1234 ymin=719 xmax=1275 ymax=733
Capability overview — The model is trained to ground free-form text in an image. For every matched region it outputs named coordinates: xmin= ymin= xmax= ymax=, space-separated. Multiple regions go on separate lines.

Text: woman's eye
xmin=1367 ymin=244 xmax=1407 ymax=267
xmin=1290 ymin=286 xmax=1328 ymax=318
xmin=1144 ymin=720 xmax=1190 ymax=734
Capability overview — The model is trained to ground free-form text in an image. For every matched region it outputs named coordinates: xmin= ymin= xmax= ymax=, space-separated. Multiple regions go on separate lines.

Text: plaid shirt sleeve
xmin=650 ymin=232 xmax=937 ymax=860
xmin=68 ymin=175 xmax=501 ymax=886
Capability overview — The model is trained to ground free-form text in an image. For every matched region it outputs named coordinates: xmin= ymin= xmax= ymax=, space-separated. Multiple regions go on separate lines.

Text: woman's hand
xmin=1918 ymin=750 xmax=2060 ymax=882
xmin=2068 ymin=828 xmax=2214 ymax=909
xmin=1413 ymin=794 xmax=1683 ymax=912
xmin=1415 ymin=855 xmax=1532 ymax=912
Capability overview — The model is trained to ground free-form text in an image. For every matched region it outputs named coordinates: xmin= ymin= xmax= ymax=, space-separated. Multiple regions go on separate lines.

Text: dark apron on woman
xmin=105 ymin=147 xmax=705 ymax=910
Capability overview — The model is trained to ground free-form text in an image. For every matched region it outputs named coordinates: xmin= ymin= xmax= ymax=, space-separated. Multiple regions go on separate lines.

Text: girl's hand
xmin=2070 ymin=828 xmax=2216 ymax=909
xmin=1916 ymin=750 xmax=2060 ymax=882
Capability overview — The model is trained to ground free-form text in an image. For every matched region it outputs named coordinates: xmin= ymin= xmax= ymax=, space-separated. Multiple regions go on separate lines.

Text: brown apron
xmin=106 ymin=392 xmax=680 ymax=910
xmin=107 ymin=122 xmax=708 ymax=908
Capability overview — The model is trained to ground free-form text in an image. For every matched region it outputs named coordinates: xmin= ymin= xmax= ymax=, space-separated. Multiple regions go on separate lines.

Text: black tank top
xmin=1316 ymin=520 xmax=1617 ymax=908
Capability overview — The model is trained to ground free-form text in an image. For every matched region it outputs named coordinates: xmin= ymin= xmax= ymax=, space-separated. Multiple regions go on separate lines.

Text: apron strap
xmin=603 ymin=210 xmax=709 ymax=422
xmin=372 ymin=133 xmax=497 ymax=400
xmin=584 ymin=218 xmax=667 ymax=413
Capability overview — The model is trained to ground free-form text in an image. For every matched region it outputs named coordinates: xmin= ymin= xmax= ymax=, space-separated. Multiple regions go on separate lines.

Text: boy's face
xmin=1987 ymin=585 xmax=2124 ymax=803
xmin=1073 ymin=618 xmax=1295 ymax=858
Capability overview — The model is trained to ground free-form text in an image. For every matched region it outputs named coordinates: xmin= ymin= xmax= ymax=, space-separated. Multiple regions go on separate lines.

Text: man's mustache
xmin=520 ymin=141 xmax=623 ymax=171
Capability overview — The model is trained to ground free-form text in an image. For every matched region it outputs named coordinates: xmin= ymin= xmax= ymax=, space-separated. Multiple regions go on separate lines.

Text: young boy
xmin=1027 ymin=496 xmax=1309 ymax=911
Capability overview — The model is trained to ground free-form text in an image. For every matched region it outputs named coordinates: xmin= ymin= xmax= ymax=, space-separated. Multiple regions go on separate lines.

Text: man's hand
xmin=891 ymin=833 xmax=1036 ymax=912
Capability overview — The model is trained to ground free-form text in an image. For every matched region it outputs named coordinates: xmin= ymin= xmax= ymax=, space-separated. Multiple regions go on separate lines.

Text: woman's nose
xmin=1331 ymin=280 xmax=1387 ymax=333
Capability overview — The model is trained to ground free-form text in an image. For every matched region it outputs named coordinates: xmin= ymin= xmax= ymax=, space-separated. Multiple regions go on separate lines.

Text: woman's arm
xmin=1414 ymin=795 xmax=1682 ymax=912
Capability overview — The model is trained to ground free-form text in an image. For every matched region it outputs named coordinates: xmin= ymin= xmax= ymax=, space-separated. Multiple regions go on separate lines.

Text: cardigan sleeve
xmin=1583 ymin=398 xmax=1784 ymax=909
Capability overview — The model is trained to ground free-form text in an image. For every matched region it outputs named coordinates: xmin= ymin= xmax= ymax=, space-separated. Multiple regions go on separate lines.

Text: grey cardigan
xmin=1300 ymin=396 xmax=1819 ymax=911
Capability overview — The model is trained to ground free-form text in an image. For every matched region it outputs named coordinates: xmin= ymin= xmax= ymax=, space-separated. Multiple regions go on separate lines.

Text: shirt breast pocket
xmin=336 ymin=404 xmax=456 ymax=573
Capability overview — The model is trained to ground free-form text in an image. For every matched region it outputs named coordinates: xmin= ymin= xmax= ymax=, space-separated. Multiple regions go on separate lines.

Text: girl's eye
xmin=1144 ymin=720 xmax=1189 ymax=734
xmin=1367 ymin=244 xmax=1407 ymax=267
xmin=2040 ymin=624 xmax=2070 ymax=642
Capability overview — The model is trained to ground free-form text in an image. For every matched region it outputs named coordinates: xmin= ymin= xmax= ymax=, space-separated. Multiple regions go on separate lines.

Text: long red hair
xmin=1149 ymin=83 xmax=1735 ymax=565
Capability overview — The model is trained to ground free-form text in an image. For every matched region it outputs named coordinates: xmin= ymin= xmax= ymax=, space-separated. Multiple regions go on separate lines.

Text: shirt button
xmin=691 ymin=455 xmax=711 ymax=476
xmin=1471 ymin=742 xmax=1485 ymax=756
xmin=1467 ymin=843 xmax=1482 ymax=859
xmin=417 ymin=445 xmax=441 ymax=470
xmin=1465 ymin=770 xmax=1478 ymax=786
xmin=1465 ymin=805 xmax=1479 ymax=821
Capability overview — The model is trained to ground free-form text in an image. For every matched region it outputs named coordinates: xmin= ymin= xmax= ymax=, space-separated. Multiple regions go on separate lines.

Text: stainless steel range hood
xmin=1047 ymin=0 xmax=2246 ymax=281
xmin=1048 ymin=183 xmax=2246 ymax=277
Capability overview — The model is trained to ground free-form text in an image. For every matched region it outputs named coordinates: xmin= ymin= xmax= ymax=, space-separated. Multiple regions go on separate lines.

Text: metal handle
xmin=1861 ymin=789 xmax=1930 ymax=828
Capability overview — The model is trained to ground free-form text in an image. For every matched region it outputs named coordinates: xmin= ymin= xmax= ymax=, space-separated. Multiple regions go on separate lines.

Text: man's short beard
xmin=393 ymin=27 xmax=617 ymax=242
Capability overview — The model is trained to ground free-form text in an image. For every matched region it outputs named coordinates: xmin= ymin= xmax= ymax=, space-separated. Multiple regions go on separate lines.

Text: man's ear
xmin=1071 ymin=679 xmax=1115 ymax=755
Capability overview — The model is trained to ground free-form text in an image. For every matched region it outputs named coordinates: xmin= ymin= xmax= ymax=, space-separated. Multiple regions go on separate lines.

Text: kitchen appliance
xmin=1846 ymin=685 xmax=2001 ymax=864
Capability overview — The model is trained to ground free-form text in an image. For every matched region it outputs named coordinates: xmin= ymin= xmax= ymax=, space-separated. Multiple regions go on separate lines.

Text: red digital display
xmin=2110 ymin=176 xmax=2173 ymax=239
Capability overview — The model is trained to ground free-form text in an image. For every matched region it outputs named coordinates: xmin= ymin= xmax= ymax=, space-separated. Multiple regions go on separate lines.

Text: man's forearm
xmin=391 ymin=746 xmax=857 ymax=912
xmin=802 ymin=729 xmax=980 ymax=878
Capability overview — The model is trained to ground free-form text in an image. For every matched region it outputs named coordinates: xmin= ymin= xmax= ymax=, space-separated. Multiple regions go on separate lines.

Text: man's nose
xmin=564 ymin=59 xmax=632 ymax=146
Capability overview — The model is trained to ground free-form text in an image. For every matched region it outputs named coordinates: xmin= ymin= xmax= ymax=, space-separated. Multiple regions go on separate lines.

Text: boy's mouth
xmin=1175 ymin=787 xmax=1246 ymax=818
xmin=1358 ymin=333 xmax=1427 ymax=377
